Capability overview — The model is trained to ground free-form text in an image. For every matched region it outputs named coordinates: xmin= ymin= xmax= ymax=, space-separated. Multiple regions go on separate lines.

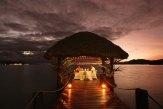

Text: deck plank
xmin=53 ymin=80 xmax=129 ymax=109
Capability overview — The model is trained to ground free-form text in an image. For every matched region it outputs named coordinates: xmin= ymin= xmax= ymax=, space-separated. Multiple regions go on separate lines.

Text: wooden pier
xmin=25 ymin=32 xmax=163 ymax=109
xmin=42 ymin=32 xmax=130 ymax=109
xmin=54 ymin=80 xmax=129 ymax=109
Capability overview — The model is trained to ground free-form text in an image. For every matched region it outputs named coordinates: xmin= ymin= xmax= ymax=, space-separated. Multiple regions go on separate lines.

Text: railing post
xmin=32 ymin=92 xmax=37 ymax=109
xmin=40 ymin=92 xmax=44 ymax=109
xmin=135 ymin=88 xmax=149 ymax=109
xmin=109 ymin=58 xmax=115 ymax=92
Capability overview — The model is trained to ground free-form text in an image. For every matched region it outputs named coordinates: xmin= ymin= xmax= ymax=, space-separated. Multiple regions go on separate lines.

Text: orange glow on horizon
xmin=113 ymin=28 xmax=163 ymax=60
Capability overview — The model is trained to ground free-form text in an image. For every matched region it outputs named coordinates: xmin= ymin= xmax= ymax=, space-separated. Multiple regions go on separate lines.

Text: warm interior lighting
xmin=101 ymin=84 xmax=106 ymax=89
xmin=68 ymin=83 xmax=72 ymax=88
xmin=22 ymin=51 xmax=34 ymax=56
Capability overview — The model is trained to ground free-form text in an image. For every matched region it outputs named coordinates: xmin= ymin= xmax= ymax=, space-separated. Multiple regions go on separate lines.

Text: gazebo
xmin=25 ymin=32 xmax=158 ymax=109
xmin=44 ymin=31 xmax=128 ymax=91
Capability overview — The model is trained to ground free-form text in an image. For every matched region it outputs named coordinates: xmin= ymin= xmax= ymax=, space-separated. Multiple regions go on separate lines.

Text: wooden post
xmin=109 ymin=58 xmax=115 ymax=92
xmin=109 ymin=58 xmax=114 ymax=74
xmin=32 ymin=92 xmax=37 ymax=109
xmin=40 ymin=92 xmax=44 ymax=109
xmin=100 ymin=57 xmax=106 ymax=85
xmin=136 ymin=88 xmax=149 ymax=109
xmin=56 ymin=57 xmax=62 ymax=89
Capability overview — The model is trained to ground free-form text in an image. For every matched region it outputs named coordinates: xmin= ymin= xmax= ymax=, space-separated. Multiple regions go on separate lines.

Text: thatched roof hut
xmin=45 ymin=32 xmax=128 ymax=59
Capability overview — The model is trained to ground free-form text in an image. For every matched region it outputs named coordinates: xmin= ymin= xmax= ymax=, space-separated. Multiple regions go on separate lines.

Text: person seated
xmin=74 ymin=66 xmax=85 ymax=80
xmin=86 ymin=70 xmax=93 ymax=80
xmin=91 ymin=66 xmax=98 ymax=79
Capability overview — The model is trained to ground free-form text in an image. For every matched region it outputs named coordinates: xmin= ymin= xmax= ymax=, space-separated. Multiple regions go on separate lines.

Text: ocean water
xmin=115 ymin=65 xmax=163 ymax=109
xmin=0 ymin=64 xmax=163 ymax=109
xmin=0 ymin=64 xmax=57 ymax=109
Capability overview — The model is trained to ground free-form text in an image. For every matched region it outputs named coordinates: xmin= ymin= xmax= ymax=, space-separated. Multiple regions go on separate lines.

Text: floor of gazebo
xmin=53 ymin=80 xmax=129 ymax=109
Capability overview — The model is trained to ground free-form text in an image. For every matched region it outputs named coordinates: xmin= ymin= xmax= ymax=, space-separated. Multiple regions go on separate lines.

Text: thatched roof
xmin=45 ymin=32 xmax=128 ymax=59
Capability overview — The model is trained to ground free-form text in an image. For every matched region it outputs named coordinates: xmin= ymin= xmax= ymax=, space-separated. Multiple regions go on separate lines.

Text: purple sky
xmin=0 ymin=0 xmax=163 ymax=61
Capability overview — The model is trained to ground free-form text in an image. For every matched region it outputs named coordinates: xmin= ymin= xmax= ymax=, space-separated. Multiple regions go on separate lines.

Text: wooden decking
xmin=54 ymin=80 xmax=129 ymax=109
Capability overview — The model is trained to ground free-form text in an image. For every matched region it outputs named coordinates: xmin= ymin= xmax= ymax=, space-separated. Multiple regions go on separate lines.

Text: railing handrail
xmin=103 ymin=78 xmax=163 ymax=109
xmin=148 ymin=94 xmax=163 ymax=109
xmin=25 ymin=73 xmax=73 ymax=109
xmin=25 ymin=77 xmax=163 ymax=109
xmin=25 ymin=91 xmax=40 ymax=109
xmin=25 ymin=90 xmax=60 ymax=109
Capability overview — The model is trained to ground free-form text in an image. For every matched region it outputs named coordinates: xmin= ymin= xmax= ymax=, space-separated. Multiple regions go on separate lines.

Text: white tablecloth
xmin=86 ymin=71 xmax=93 ymax=80
xmin=74 ymin=70 xmax=97 ymax=80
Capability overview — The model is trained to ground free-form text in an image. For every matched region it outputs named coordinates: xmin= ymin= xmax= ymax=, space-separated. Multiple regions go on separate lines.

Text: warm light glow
xmin=68 ymin=89 xmax=71 ymax=96
xmin=102 ymin=89 xmax=106 ymax=96
xmin=67 ymin=83 xmax=72 ymax=88
xmin=101 ymin=89 xmax=108 ymax=103
xmin=101 ymin=84 xmax=106 ymax=89
xmin=9 ymin=63 xmax=23 ymax=66
xmin=113 ymin=28 xmax=163 ymax=60
xmin=68 ymin=89 xmax=72 ymax=103
xmin=22 ymin=51 xmax=34 ymax=56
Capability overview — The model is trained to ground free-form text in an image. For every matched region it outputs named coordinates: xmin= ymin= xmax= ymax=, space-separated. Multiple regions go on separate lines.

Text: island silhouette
xmin=118 ymin=59 xmax=163 ymax=65
xmin=1 ymin=59 xmax=163 ymax=65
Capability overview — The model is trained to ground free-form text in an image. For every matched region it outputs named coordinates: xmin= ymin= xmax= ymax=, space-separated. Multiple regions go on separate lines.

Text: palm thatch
xmin=45 ymin=32 xmax=128 ymax=59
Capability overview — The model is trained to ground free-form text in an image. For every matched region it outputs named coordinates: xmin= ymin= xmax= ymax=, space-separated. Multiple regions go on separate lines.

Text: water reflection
xmin=1 ymin=64 xmax=163 ymax=109
xmin=115 ymin=65 xmax=163 ymax=109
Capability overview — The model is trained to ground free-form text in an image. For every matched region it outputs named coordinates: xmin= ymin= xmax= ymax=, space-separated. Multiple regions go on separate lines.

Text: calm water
xmin=0 ymin=64 xmax=163 ymax=109
xmin=0 ymin=64 xmax=57 ymax=109
xmin=115 ymin=65 xmax=163 ymax=109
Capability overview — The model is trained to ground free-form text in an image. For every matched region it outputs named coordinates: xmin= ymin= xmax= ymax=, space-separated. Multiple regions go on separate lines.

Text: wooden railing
xmin=25 ymin=73 xmax=73 ymax=109
xmin=25 ymin=91 xmax=59 ymax=109
xmin=25 ymin=74 xmax=163 ymax=109
xmin=103 ymin=78 xmax=163 ymax=109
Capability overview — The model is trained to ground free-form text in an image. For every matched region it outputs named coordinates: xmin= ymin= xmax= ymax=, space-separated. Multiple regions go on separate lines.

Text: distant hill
xmin=119 ymin=59 xmax=163 ymax=65
xmin=0 ymin=59 xmax=49 ymax=65
xmin=0 ymin=53 xmax=49 ymax=65
xmin=1 ymin=57 xmax=163 ymax=65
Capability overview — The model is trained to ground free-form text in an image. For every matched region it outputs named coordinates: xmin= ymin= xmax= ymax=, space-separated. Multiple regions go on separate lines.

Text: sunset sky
xmin=114 ymin=27 xmax=163 ymax=60
xmin=0 ymin=0 xmax=163 ymax=61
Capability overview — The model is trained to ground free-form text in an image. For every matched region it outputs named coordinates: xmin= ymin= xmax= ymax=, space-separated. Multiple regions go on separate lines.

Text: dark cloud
xmin=92 ymin=27 xmax=127 ymax=40
xmin=0 ymin=37 xmax=53 ymax=51
xmin=0 ymin=26 xmax=8 ymax=33
xmin=0 ymin=0 xmax=162 ymax=61
xmin=3 ymin=22 xmax=29 ymax=32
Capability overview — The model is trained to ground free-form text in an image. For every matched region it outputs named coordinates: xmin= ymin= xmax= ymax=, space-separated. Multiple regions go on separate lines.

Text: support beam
xmin=109 ymin=58 xmax=114 ymax=74
xmin=109 ymin=58 xmax=115 ymax=92
xmin=136 ymin=88 xmax=149 ymax=109
xmin=100 ymin=57 xmax=107 ymax=85
xmin=56 ymin=57 xmax=63 ymax=89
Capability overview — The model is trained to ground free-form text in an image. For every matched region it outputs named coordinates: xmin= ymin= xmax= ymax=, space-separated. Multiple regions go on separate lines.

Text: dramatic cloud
xmin=0 ymin=0 xmax=162 ymax=60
